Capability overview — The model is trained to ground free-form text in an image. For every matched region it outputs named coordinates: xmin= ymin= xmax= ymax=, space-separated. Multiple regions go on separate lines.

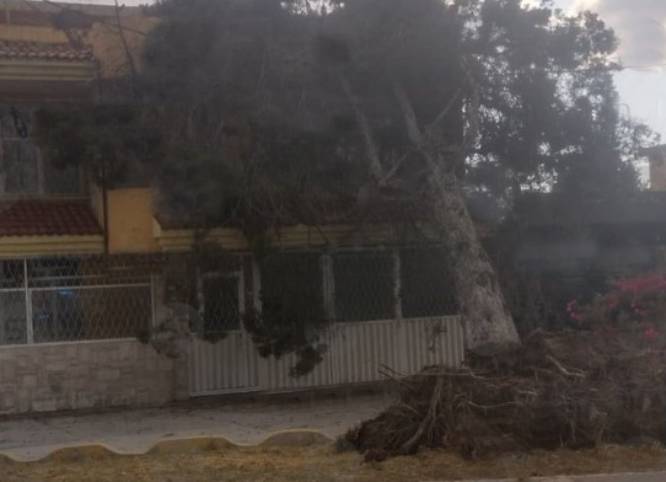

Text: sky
xmin=557 ymin=0 xmax=666 ymax=139
xmin=61 ymin=0 xmax=666 ymax=140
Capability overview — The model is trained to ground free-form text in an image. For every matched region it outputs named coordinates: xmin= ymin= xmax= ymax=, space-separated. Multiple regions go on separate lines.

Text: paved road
xmin=460 ymin=474 xmax=666 ymax=482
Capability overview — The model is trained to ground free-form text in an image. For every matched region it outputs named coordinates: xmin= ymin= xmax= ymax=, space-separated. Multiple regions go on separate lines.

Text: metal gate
xmin=187 ymin=247 xmax=465 ymax=396
xmin=189 ymin=333 xmax=260 ymax=395
xmin=188 ymin=268 xmax=260 ymax=395
xmin=189 ymin=315 xmax=463 ymax=396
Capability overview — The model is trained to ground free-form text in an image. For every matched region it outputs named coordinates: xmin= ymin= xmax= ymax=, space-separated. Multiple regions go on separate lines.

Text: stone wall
xmin=0 ymin=339 xmax=183 ymax=415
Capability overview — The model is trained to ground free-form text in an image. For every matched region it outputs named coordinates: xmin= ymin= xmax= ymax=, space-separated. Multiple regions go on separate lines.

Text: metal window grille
xmin=0 ymin=255 xmax=155 ymax=345
xmin=259 ymin=252 xmax=325 ymax=327
xmin=400 ymin=246 xmax=458 ymax=317
xmin=333 ymin=250 xmax=395 ymax=322
xmin=0 ymin=107 xmax=81 ymax=196
xmin=200 ymin=273 xmax=242 ymax=334
xmin=254 ymin=247 xmax=458 ymax=325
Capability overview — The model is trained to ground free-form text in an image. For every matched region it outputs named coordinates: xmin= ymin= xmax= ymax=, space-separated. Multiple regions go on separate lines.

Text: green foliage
xmin=32 ymin=0 xmax=658 ymax=368
xmin=37 ymin=0 xmax=651 ymax=216
xmin=243 ymin=252 xmax=328 ymax=375
xmin=34 ymin=105 xmax=161 ymax=187
xmin=461 ymin=0 xmax=651 ymax=200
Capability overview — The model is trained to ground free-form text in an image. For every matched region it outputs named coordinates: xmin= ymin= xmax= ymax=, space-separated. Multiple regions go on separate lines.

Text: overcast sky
xmin=558 ymin=0 xmax=666 ymax=139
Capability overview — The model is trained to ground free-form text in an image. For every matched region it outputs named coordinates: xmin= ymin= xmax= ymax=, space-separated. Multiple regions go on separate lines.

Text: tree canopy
xmin=34 ymin=0 xmax=658 ymax=361
xmin=38 ymin=0 xmax=654 ymax=218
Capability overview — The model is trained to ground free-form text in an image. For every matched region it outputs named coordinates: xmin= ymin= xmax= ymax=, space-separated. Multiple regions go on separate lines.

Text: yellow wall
xmin=154 ymin=222 xmax=418 ymax=253
xmin=86 ymin=16 xmax=158 ymax=79
xmin=106 ymin=188 xmax=159 ymax=254
xmin=0 ymin=25 xmax=68 ymax=43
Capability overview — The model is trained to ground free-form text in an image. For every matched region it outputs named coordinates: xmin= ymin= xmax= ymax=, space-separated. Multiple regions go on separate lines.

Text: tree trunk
xmin=393 ymin=85 xmax=519 ymax=354
xmin=430 ymin=170 xmax=519 ymax=354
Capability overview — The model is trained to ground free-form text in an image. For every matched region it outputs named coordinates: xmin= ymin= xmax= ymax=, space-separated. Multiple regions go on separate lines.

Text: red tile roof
xmin=0 ymin=199 xmax=101 ymax=237
xmin=0 ymin=40 xmax=94 ymax=62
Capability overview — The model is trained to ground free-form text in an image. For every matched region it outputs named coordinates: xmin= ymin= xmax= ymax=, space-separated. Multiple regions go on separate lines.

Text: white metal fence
xmin=188 ymin=316 xmax=464 ymax=396
xmin=188 ymin=246 xmax=464 ymax=395
xmin=0 ymin=249 xmax=464 ymax=398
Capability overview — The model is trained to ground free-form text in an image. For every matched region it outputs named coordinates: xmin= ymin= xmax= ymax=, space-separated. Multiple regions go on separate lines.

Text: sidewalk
xmin=0 ymin=393 xmax=387 ymax=461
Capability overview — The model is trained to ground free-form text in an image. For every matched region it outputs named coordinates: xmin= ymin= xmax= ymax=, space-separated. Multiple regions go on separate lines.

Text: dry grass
xmin=2 ymin=443 xmax=666 ymax=482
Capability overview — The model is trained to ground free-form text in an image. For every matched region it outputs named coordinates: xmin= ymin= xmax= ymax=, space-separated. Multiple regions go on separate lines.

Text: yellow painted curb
xmin=0 ymin=430 xmax=335 ymax=463
xmin=260 ymin=429 xmax=333 ymax=447
xmin=45 ymin=445 xmax=119 ymax=463
xmin=147 ymin=436 xmax=236 ymax=455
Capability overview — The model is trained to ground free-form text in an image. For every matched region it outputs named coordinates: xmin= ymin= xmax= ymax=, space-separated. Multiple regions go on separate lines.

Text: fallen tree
xmin=347 ymin=326 xmax=666 ymax=461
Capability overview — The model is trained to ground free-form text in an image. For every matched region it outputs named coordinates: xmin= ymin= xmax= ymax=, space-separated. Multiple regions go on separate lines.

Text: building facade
xmin=0 ymin=1 xmax=464 ymax=414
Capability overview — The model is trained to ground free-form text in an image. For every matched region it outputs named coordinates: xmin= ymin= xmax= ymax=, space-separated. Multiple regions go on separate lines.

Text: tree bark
xmin=429 ymin=169 xmax=519 ymax=354
xmin=393 ymin=85 xmax=519 ymax=354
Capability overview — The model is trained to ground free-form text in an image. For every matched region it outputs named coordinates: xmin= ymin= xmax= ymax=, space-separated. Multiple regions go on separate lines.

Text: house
xmin=500 ymin=147 xmax=666 ymax=331
xmin=0 ymin=1 xmax=463 ymax=414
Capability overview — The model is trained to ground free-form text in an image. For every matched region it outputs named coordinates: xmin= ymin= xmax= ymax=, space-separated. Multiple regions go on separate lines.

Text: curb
xmin=0 ymin=429 xmax=335 ymax=463
xmin=452 ymin=473 xmax=666 ymax=482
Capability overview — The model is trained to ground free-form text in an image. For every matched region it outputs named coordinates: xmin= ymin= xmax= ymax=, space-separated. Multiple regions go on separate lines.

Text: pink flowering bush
xmin=568 ymin=273 xmax=666 ymax=341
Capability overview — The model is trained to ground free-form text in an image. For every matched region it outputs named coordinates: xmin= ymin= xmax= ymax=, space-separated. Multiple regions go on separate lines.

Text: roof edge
xmin=0 ymin=58 xmax=96 ymax=82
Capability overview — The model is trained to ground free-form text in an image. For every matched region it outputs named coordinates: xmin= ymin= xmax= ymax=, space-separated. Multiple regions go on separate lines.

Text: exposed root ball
xmin=347 ymin=329 xmax=666 ymax=460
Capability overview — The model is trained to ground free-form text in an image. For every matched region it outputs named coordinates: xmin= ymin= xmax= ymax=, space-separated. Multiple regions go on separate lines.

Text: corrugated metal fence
xmin=189 ymin=315 xmax=464 ymax=396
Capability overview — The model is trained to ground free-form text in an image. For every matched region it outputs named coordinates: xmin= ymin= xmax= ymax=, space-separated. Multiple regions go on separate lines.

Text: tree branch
xmin=340 ymin=74 xmax=385 ymax=182
xmin=113 ymin=0 xmax=139 ymax=98
xmin=399 ymin=375 xmax=445 ymax=455
xmin=461 ymin=57 xmax=480 ymax=150
xmin=392 ymin=83 xmax=443 ymax=178
xmin=393 ymin=82 xmax=465 ymax=181
xmin=425 ymin=89 xmax=462 ymax=139
xmin=392 ymin=83 xmax=425 ymax=146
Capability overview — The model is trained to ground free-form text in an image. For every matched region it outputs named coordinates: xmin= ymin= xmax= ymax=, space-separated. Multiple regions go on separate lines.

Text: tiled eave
xmin=0 ymin=235 xmax=104 ymax=258
xmin=0 ymin=58 xmax=96 ymax=82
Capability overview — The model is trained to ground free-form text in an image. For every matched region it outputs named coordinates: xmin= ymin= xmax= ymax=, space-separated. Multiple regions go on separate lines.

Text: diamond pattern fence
xmin=0 ymin=255 xmax=156 ymax=345
xmin=257 ymin=246 xmax=459 ymax=325
xmin=0 ymin=247 xmax=460 ymax=347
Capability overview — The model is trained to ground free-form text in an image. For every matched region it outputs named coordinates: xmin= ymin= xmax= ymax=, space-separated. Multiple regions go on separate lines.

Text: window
xmin=0 ymin=260 xmax=26 ymax=345
xmin=0 ymin=260 xmax=24 ymax=289
xmin=260 ymin=253 xmax=324 ymax=327
xmin=32 ymin=286 xmax=152 ymax=342
xmin=0 ymin=292 xmax=27 ymax=345
xmin=43 ymin=157 xmax=82 ymax=195
xmin=0 ymin=108 xmax=81 ymax=195
xmin=333 ymin=251 xmax=395 ymax=322
xmin=0 ymin=257 xmax=154 ymax=344
xmin=0 ymin=140 xmax=40 ymax=194
xmin=201 ymin=274 xmax=241 ymax=333
xmin=400 ymin=246 xmax=458 ymax=318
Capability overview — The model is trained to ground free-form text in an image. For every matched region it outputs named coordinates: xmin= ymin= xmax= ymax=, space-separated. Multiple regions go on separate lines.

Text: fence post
xmin=393 ymin=248 xmax=403 ymax=320
xmin=23 ymin=259 xmax=34 ymax=344
xmin=322 ymin=253 xmax=336 ymax=322
xmin=150 ymin=273 xmax=157 ymax=328
xmin=251 ymin=257 xmax=262 ymax=314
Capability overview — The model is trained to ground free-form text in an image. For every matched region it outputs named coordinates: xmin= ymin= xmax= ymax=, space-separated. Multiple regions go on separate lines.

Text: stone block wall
xmin=0 ymin=339 xmax=182 ymax=415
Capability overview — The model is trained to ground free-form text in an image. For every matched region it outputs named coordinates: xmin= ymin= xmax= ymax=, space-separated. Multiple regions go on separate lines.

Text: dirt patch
xmin=2 ymin=443 xmax=666 ymax=481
